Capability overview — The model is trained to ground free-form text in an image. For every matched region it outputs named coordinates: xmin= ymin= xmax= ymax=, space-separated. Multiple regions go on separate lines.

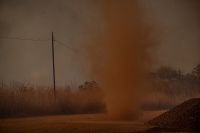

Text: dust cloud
xmin=89 ymin=0 xmax=153 ymax=120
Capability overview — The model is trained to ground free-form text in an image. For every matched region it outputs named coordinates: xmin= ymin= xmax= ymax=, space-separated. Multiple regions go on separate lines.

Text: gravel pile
xmin=149 ymin=98 xmax=200 ymax=131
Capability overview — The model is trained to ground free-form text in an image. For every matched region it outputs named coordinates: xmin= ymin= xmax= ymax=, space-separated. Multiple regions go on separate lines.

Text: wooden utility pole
xmin=51 ymin=32 xmax=56 ymax=98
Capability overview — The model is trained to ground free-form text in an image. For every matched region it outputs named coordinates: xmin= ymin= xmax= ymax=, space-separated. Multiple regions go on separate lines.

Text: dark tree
xmin=156 ymin=66 xmax=180 ymax=80
xmin=192 ymin=64 xmax=200 ymax=80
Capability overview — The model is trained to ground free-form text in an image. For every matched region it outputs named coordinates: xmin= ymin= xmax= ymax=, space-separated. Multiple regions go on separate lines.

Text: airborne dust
xmin=89 ymin=0 xmax=153 ymax=120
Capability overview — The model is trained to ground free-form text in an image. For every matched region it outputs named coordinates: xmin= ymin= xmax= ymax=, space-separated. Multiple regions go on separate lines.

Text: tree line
xmin=151 ymin=64 xmax=200 ymax=81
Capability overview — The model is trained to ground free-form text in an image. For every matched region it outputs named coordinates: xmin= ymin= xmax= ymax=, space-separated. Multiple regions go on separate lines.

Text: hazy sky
xmin=141 ymin=0 xmax=200 ymax=72
xmin=0 ymin=0 xmax=199 ymax=86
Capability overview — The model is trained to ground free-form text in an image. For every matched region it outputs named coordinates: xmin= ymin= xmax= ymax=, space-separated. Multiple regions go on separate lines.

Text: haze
xmin=0 ymin=0 xmax=199 ymax=86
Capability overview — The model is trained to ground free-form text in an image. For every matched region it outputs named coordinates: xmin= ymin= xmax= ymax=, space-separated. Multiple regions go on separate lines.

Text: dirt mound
xmin=148 ymin=98 xmax=200 ymax=131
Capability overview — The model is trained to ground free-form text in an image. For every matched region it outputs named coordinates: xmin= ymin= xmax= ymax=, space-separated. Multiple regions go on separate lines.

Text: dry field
xmin=0 ymin=110 xmax=194 ymax=133
xmin=0 ymin=80 xmax=199 ymax=133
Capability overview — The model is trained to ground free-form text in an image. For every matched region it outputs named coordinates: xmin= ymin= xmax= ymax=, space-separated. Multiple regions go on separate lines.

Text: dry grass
xmin=0 ymin=82 xmax=105 ymax=118
xmin=0 ymin=78 xmax=199 ymax=118
xmin=142 ymin=79 xmax=200 ymax=110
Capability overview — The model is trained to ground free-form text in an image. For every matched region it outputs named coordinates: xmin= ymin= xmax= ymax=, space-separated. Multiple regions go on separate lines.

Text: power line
xmin=0 ymin=35 xmax=86 ymax=58
xmin=54 ymin=39 xmax=78 ymax=53
xmin=54 ymin=39 xmax=88 ymax=58
xmin=1 ymin=33 xmax=88 ymax=96
xmin=0 ymin=36 xmax=78 ymax=51
xmin=0 ymin=36 xmax=50 ymax=42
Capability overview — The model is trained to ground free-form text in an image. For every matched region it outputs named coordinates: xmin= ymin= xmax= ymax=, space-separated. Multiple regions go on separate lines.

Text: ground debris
xmin=149 ymin=98 xmax=200 ymax=131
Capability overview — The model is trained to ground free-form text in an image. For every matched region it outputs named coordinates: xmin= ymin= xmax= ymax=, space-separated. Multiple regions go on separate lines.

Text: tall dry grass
xmin=142 ymin=78 xmax=200 ymax=110
xmin=0 ymin=78 xmax=199 ymax=118
xmin=0 ymin=81 xmax=105 ymax=118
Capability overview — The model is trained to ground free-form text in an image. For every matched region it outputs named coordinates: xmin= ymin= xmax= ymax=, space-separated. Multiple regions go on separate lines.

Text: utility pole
xmin=51 ymin=32 xmax=56 ymax=98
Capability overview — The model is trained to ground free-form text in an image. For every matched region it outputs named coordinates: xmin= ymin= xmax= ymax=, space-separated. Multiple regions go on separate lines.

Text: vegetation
xmin=0 ymin=81 xmax=105 ymax=118
xmin=144 ymin=64 xmax=200 ymax=110
xmin=0 ymin=64 xmax=200 ymax=117
xmin=192 ymin=64 xmax=200 ymax=80
xmin=154 ymin=66 xmax=182 ymax=80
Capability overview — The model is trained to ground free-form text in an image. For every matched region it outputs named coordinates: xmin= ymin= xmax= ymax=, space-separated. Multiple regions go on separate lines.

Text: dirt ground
xmin=0 ymin=110 xmax=194 ymax=133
